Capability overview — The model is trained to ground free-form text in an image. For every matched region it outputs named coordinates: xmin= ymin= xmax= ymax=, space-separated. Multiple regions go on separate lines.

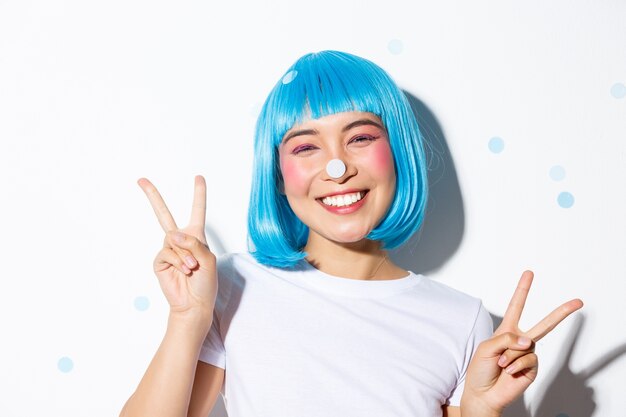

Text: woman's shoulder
xmin=414 ymin=272 xmax=485 ymax=312
xmin=417 ymin=272 xmax=477 ymax=297
xmin=215 ymin=252 xmax=283 ymax=284
xmin=411 ymin=274 xmax=492 ymax=336
xmin=216 ymin=251 xmax=266 ymax=273
xmin=211 ymin=253 xmax=262 ymax=304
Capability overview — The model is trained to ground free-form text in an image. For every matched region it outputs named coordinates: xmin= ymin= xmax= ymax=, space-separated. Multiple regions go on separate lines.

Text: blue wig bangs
xmin=265 ymin=52 xmax=395 ymax=148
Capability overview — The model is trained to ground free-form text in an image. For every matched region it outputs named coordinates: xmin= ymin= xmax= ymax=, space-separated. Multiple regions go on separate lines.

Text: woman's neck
xmin=303 ymin=233 xmax=408 ymax=281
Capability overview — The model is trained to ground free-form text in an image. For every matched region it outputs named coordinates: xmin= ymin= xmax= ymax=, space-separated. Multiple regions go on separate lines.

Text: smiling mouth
xmin=319 ymin=191 xmax=368 ymax=208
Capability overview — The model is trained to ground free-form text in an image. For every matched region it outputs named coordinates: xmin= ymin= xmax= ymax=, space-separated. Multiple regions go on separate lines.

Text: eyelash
xmin=291 ymin=135 xmax=379 ymax=155
xmin=349 ymin=134 xmax=378 ymax=144
xmin=291 ymin=144 xmax=317 ymax=155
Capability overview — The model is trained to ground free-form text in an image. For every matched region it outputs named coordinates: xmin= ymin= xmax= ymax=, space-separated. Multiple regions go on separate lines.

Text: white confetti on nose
xmin=326 ymin=159 xmax=346 ymax=178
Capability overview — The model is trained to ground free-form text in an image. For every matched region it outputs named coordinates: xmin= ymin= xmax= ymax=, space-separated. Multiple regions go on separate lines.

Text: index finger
xmin=137 ymin=178 xmax=178 ymax=232
xmin=188 ymin=175 xmax=206 ymax=229
xmin=499 ymin=270 xmax=534 ymax=332
xmin=526 ymin=298 xmax=584 ymax=342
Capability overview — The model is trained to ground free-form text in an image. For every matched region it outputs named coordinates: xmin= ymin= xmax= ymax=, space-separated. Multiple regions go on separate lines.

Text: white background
xmin=1 ymin=1 xmax=625 ymax=416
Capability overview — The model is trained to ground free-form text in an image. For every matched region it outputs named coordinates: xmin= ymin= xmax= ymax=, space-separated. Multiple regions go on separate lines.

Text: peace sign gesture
xmin=461 ymin=270 xmax=584 ymax=416
xmin=137 ymin=176 xmax=218 ymax=322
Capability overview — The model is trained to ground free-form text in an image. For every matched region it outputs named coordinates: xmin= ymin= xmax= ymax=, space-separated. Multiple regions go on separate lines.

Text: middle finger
xmin=188 ymin=175 xmax=207 ymax=230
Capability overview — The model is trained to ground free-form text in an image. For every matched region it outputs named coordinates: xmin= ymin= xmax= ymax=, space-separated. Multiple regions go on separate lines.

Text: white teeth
xmin=321 ymin=192 xmax=364 ymax=207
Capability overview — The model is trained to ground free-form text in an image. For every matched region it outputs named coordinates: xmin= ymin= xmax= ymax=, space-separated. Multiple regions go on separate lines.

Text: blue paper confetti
xmin=58 ymin=357 xmax=74 ymax=373
xmin=550 ymin=165 xmax=566 ymax=181
xmin=557 ymin=192 xmax=575 ymax=208
xmin=488 ymin=137 xmax=505 ymax=154
xmin=134 ymin=296 xmax=150 ymax=311
xmin=610 ymin=83 xmax=626 ymax=99
xmin=388 ymin=39 xmax=404 ymax=55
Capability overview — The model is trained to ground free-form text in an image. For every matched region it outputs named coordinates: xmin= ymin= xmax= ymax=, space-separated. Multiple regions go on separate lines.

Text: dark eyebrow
xmin=341 ymin=119 xmax=384 ymax=133
xmin=281 ymin=118 xmax=385 ymax=145
xmin=282 ymin=128 xmax=319 ymax=144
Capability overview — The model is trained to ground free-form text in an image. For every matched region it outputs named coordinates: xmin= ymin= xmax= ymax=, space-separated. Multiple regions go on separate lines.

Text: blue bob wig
xmin=247 ymin=50 xmax=428 ymax=268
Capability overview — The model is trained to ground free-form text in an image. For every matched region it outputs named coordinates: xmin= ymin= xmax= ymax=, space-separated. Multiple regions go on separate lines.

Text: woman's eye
xmin=292 ymin=144 xmax=317 ymax=155
xmin=349 ymin=134 xmax=378 ymax=145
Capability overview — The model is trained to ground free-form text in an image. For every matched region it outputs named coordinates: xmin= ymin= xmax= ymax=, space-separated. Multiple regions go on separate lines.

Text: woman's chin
xmin=315 ymin=228 xmax=373 ymax=246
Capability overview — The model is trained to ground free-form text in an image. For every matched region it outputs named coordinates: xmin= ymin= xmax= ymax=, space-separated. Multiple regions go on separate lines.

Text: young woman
xmin=120 ymin=51 xmax=583 ymax=417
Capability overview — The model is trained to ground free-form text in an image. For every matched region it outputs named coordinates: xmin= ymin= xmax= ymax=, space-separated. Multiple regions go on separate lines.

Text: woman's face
xmin=278 ymin=111 xmax=396 ymax=245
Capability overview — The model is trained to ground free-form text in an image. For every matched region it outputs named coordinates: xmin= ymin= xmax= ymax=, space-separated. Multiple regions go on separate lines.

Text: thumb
xmin=475 ymin=332 xmax=534 ymax=359
xmin=166 ymin=231 xmax=216 ymax=268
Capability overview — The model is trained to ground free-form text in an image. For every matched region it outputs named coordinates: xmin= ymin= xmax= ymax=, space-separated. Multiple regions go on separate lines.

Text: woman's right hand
xmin=138 ymin=175 xmax=218 ymax=321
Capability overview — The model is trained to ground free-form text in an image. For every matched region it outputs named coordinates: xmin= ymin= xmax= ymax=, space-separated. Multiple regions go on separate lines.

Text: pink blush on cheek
xmin=280 ymin=159 xmax=310 ymax=192
xmin=367 ymin=140 xmax=395 ymax=177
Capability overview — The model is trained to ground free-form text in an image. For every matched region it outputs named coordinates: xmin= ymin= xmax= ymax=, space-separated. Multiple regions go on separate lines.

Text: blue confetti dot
xmin=282 ymin=70 xmax=298 ymax=85
xmin=549 ymin=165 xmax=566 ymax=181
xmin=610 ymin=83 xmax=626 ymax=98
xmin=555 ymin=413 xmax=570 ymax=417
xmin=58 ymin=357 xmax=74 ymax=373
xmin=388 ymin=39 xmax=403 ymax=55
xmin=250 ymin=102 xmax=262 ymax=117
xmin=488 ymin=137 xmax=505 ymax=154
xmin=134 ymin=296 xmax=150 ymax=311
xmin=557 ymin=192 xmax=575 ymax=208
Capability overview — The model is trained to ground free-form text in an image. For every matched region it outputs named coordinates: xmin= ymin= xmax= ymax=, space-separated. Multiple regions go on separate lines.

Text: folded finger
xmin=163 ymin=235 xmax=197 ymax=270
xmin=503 ymin=352 xmax=538 ymax=378
xmin=475 ymin=332 xmax=534 ymax=360
xmin=138 ymin=178 xmax=178 ymax=232
xmin=165 ymin=231 xmax=215 ymax=268
xmin=526 ymin=298 xmax=584 ymax=342
xmin=154 ymin=247 xmax=192 ymax=275
xmin=497 ymin=344 xmax=536 ymax=369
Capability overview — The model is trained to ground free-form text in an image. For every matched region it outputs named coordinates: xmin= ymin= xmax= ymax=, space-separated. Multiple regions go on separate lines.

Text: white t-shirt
xmin=199 ymin=253 xmax=493 ymax=417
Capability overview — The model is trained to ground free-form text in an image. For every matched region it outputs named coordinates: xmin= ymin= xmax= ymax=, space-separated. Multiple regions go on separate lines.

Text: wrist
xmin=460 ymin=395 xmax=502 ymax=417
xmin=167 ymin=308 xmax=213 ymax=337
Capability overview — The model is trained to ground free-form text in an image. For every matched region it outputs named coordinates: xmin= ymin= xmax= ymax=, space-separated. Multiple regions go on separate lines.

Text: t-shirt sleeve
xmin=198 ymin=308 xmax=226 ymax=369
xmin=198 ymin=254 xmax=234 ymax=369
xmin=447 ymin=302 xmax=494 ymax=405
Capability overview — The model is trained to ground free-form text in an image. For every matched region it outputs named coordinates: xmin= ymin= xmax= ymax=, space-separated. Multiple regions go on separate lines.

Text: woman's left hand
xmin=461 ymin=270 xmax=583 ymax=416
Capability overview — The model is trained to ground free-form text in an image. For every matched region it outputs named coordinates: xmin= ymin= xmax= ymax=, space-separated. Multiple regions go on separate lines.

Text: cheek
xmin=367 ymin=141 xmax=396 ymax=179
xmin=280 ymin=158 xmax=313 ymax=194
